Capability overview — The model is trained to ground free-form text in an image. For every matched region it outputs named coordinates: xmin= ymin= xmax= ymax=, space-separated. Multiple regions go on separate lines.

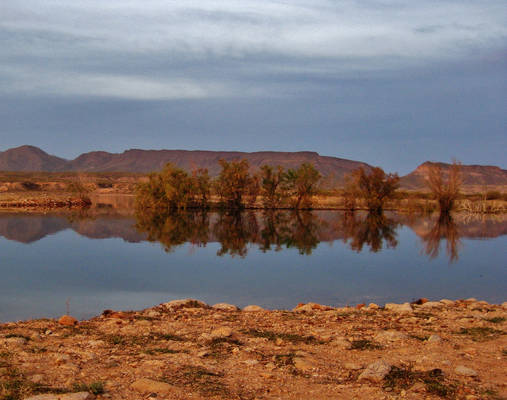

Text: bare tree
xmin=426 ymin=160 xmax=462 ymax=214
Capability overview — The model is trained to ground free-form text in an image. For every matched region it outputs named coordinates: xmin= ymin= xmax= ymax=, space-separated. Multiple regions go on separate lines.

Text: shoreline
xmin=1 ymin=298 xmax=506 ymax=399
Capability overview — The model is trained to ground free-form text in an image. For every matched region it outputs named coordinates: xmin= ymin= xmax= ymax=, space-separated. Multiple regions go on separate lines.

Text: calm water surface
xmin=0 ymin=207 xmax=505 ymax=322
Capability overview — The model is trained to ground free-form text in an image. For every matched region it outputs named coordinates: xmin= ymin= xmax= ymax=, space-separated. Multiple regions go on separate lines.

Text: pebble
xmin=374 ymin=330 xmax=408 ymax=342
xmin=344 ymin=362 xmax=363 ymax=370
xmin=384 ymin=303 xmax=413 ymax=313
xmin=427 ymin=334 xmax=442 ymax=343
xmin=161 ymin=299 xmax=208 ymax=311
xmin=242 ymin=305 xmax=264 ymax=312
xmin=25 ymin=393 xmax=94 ymax=400
xmin=358 ymin=360 xmax=392 ymax=382
xmin=420 ymin=301 xmax=444 ymax=309
xmin=455 ymin=365 xmax=478 ymax=377
xmin=212 ymin=303 xmax=239 ymax=311
xmin=293 ymin=357 xmax=314 ymax=371
xmin=210 ymin=327 xmax=233 ymax=339
xmin=131 ymin=378 xmax=176 ymax=394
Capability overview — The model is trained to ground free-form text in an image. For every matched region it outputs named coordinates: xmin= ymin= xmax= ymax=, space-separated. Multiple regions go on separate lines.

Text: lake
xmin=0 ymin=206 xmax=506 ymax=322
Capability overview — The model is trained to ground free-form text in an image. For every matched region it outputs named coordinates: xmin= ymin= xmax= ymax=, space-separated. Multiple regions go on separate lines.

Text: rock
xmin=210 ymin=327 xmax=233 ymax=339
xmin=427 ymin=334 xmax=442 ymax=343
xmin=344 ymin=362 xmax=363 ymax=370
xmin=25 ymin=393 xmax=94 ymax=400
xmin=161 ymin=299 xmax=208 ymax=311
xmin=374 ymin=330 xmax=408 ymax=342
xmin=384 ymin=303 xmax=413 ymax=313
xmin=131 ymin=378 xmax=176 ymax=394
xmin=440 ymin=299 xmax=455 ymax=306
xmin=333 ymin=338 xmax=352 ymax=349
xmin=293 ymin=357 xmax=315 ymax=371
xmin=197 ymin=350 xmax=210 ymax=358
xmin=411 ymin=298 xmax=429 ymax=305
xmin=2 ymin=337 xmax=27 ymax=346
xmin=409 ymin=382 xmax=426 ymax=393
xmin=212 ymin=303 xmax=239 ymax=311
xmin=58 ymin=315 xmax=78 ymax=326
xmin=293 ymin=302 xmax=333 ymax=312
xmin=28 ymin=374 xmax=45 ymax=383
xmin=368 ymin=303 xmax=380 ymax=309
xmin=455 ymin=365 xmax=478 ymax=377
xmin=243 ymin=359 xmax=259 ymax=366
xmin=420 ymin=301 xmax=444 ymax=309
xmin=358 ymin=360 xmax=391 ymax=383
xmin=243 ymin=305 xmax=264 ymax=312
xmin=501 ymin=302 xmax=507 ymax=309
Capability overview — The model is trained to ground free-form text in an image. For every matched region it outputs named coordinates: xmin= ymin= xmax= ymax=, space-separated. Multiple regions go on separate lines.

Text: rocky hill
xmin=1 ymin=146 xmax=506 ymax=190
xmin=400 ymin=161 xmax=507 ymax=191
xmin=0 ymin=146 xmax=370 ymax=182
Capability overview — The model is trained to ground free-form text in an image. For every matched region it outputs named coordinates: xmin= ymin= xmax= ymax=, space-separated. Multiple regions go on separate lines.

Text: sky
xmin=0 ymin=0 xmax=506 ymax=174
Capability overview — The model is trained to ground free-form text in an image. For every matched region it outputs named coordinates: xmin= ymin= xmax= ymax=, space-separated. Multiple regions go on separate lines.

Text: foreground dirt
xmin=1 ymin=299 xmax=506 ymax=400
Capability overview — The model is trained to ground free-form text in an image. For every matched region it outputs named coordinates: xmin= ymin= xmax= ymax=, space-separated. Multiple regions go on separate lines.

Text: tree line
xmin=136 ymin=158 xmax=462 ymax=214
xmin=136 ymin=160 xmax=322 ymax=210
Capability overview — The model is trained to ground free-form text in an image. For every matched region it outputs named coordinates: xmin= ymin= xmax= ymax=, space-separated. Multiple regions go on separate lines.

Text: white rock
xmin=420 ymin=301 xmax=444 ymax=309
xmin=427 ymin=334 xmax=442 ymax=343
xmin=242 ymin=305 xmax=264 ymax=312
xmin=210 ymin=327 xmax=233 ymax=339
xmin=374 ymin=330 xmax=408 ymax=342
xmin=358 ymin=360 xmax=392 ymax=382
xmin=384 ymin=303 xmax=413 ymax=313
xmin=161 ymin=298 xmax=208 ymax=310
xmin=455 ymin=365 xmax=478 ymax=377
xmin=212 ymin=303 xmax=239 ymax=311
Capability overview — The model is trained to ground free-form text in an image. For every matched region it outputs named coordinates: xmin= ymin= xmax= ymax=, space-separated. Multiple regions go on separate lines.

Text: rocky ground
xmin=1 ymin=298 xmax=506 ymax=400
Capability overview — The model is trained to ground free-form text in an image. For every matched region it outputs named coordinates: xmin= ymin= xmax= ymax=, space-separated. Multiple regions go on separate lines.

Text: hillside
xmin=1 ymin=146 xmax=506 ymax=190
xmin=0 ymin=146 xmax=370 ymax=182
xmin=400 ymin=161 xmax=507 ymax=191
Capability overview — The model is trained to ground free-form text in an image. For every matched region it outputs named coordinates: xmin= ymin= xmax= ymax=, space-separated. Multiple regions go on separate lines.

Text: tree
xmin=260 ymin=165 xmax=287 ymax=208
xmin=215 ymin=159 xmax=256 ymax=209
xmin=135 ymin=163 xmax=210 ymax=211
xmin=285 ymin=163 xmax=321 ymax=209
xmin=346 ymin=167 xmax=399 ymax=213
xmin=426 ymin=160 xmax=462 ymax=214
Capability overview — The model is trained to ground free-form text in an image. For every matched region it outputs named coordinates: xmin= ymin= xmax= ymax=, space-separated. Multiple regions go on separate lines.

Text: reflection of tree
xmin=340 ymin=212 xmax=398 ymax=252
xmin=259 ymin=210 xmax=292 ymax=252
xmin=213 ymin=211 xmax=259 ymax=257
xmin=420 ymin=213 xmax=461 ymax=262
xmin=285 ymin=211 xmax=321 ymax=255
xmin=135 ymin=209 xmax=209 ymax=252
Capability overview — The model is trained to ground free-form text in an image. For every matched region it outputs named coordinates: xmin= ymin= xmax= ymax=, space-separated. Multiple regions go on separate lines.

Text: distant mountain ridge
xmin=0 ymin=145 xmax=506 ymax=189
xmin=400 ymin=161 xmax=507 ymax=190
xmin=0 ymin=145 xmax=370 ymax=182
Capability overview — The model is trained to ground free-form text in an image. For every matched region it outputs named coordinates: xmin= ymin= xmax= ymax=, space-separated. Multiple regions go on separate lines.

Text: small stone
xmin=368 ymin=303 xmax=380 ymax=309
xmin=275 ymin=337 xmax=283 ymax=346
xmin=161 ymin=299 xmax=208 ymax=311
xmin=420 ymin=301 xmax=444 ymax=309
xmin=293 ymin=357 xmax=314 ymax=371
xmin=455 ymin=365 xmax=478 ymax=377
xmin=374 ymin=330 xmax=408 ymax=342
xmin=131 ymin=378 xmax=176 ymax=394
xmin=344 ymin=363 xmax=363 ymax=370
xmin=333 ymin=338 xmax=352 ymax=349
xmin=25 ymin=394 xmax=94 ymax=400
xmin=358 ymin=360 xmax=391 ymax=383
xmin=409 ymin=382 xmax=426 ymax=393
xmin=501 ymin=302 xmax=507 ymax=309
xmin=3 ymin=337 xmax=27 ymax=346
xmin=243 ymin=305 xmax=264 ymax=312
xmin=440 ymin=299 xmax=455 ymax=306
xmin=28 ymin=374 xmax=44 ymax=384
xmin=58 ymin=315 xmax=78 ymax=326
xmin=265 ymin=362 xmax=276 ymax=370
xmin=198 ymin=350 xmax=210 ymax=358
xmin=293 ymin=302 xmax=333 ymax=312
xmin=426 ymin=334 xmax=442 ymax=343
xmin=212 ymin=303 xmax=239 ymax=311
xmin=243 ymin=359 xmax=259 ymax=366
xmin=260 ymin=372 xmax=274 ymax=378
xmin=384 ymin=303 xmax=413 ymax=314
xmin=210 ymin=327 xmax=233 ymax=339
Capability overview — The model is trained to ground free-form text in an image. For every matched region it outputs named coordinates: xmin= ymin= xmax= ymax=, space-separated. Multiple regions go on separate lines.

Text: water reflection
xmin=337 ymin=212 xmax=398 ymax=253
xmin=419 ymin=214 xmax=461 ymax=262
xmin=0 ymin=208 xmax=505 ymax=263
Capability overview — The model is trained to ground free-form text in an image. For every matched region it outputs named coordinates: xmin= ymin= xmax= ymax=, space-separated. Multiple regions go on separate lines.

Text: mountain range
xmin=1 ymin=145 xmax=506 ymax=189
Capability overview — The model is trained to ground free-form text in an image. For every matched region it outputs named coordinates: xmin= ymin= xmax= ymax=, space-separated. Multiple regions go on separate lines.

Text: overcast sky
xmin=0 ymin=0 xmax=505 ymax=173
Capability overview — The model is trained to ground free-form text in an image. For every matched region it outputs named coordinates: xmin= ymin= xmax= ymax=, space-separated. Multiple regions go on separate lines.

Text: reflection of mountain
xmin=0 ymin=213 xmax=146 ymax=243
xmin=0 ymin=211 xmax=505 ymax=257
xmin=0 ymin=214 xmax=68 ymax=243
